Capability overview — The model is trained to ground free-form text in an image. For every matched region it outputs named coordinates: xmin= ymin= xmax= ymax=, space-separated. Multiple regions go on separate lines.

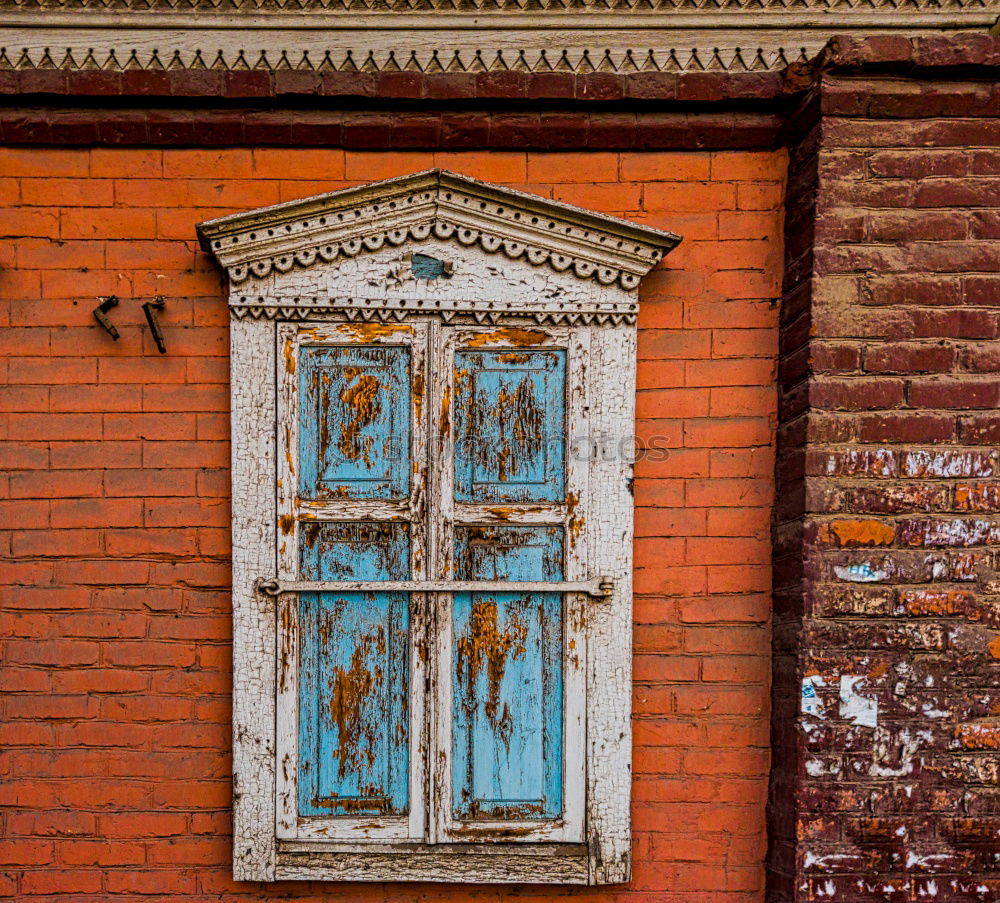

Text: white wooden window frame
xmin=199 ymin=170 xmax=678 ymax=886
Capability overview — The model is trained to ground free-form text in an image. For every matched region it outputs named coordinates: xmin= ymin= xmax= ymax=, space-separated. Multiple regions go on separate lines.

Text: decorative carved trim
xmin=198 ymin=169 xmax=679 ymax=293
xmin=0 ymin=43 xmax=808 ymax=74
xmin=228 ymin=302 xmax=638 ymax=326
xmin=1 ymin=0 xmax=993 ymax=12
xmin=2 ymin=4 xmax=993 ymax=75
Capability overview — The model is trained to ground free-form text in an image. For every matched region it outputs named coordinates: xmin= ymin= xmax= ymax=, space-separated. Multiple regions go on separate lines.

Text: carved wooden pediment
xmin=197 ymin=169 xmax=680 ymax=325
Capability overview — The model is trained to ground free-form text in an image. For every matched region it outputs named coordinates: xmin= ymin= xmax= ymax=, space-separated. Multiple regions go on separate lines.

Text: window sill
xmin=275 ymin=841 xmax=591 ymax=883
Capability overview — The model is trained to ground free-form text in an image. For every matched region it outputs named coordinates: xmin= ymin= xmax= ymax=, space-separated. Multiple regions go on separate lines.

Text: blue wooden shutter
xmin=453 ymin=350 xmax=566 ymax=503
xmin=299 ymin=345 xmax=410 ymax=500
xmin=297 ymin=345 xmax=412 ymax=818
xmin=451 ymin=347 xmax=568 ymax=825
xmin=298 ymin=522 xmax=410 ymax=816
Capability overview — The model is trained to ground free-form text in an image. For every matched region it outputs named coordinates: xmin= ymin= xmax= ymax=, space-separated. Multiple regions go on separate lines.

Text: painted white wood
xmin=275 ymin=847 xmax=590 ymax=884
xmin=262 ymin=579 xmax=611 ymax=596
xmin=210 ymin=174 xmax=671 ymax=884
xmin=562 ymin=326 xmax=591 ymax=848
xmin=242 ymin=241 xmax=635 ymax=314
xmin=7 ymin=10 xmax=992 ymax=81
xmin=584 ymin=324 xmax=636 ymax=884
xmin=427 ymin=318 xmax=453 ymax=848
xmin=230 ymin=315 xmax=278 ymax=882
xmin=274 ymin=322 xmax=300 ymax=843
xmin=198 ymin=171 xmax=677 ymax=294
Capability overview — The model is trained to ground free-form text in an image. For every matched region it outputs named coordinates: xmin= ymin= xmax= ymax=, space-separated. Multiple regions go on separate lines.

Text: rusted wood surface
xmin=276 ymin=321 xmax=429 ymax=844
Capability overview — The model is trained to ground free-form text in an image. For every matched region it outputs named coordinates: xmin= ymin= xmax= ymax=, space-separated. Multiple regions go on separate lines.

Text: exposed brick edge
xmin=825 ymin=33 xmax=1000 ymax=76
xmin=766 ymin=87 xmax=820 ymax=903
xmin=0 ymin=108 xmax=786 ymax=149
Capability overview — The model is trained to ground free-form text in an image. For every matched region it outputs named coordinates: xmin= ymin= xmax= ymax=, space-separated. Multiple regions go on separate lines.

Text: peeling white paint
xmin=840 ymin=676 xmax=878 ymax=728
xmin=869 ymin=730 xmax=921 ymax=778
xmin=907 ymin=852 xmax=953 ymax=870
xmin=806 ymin=758 xmax=842 ymax=777
xmin=903 ymin=449 xmax=997 ymax=479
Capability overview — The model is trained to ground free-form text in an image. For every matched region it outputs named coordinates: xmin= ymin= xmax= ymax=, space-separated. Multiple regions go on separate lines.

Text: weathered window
xmin=198 ymin=171 xmax=677 ymax=884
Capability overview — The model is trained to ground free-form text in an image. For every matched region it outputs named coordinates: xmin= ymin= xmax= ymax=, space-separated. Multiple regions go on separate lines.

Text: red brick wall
xmin=0 ymin=147 xmax=785 ymax=901
xmin=771 ymin=73 xmax=1000 ymax=902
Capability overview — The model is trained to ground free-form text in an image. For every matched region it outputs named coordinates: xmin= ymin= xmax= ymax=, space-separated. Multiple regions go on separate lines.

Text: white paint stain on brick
xmin=835 ymin=562 xmax=890 ymax=583
xmin=869 ymin=728 xmax=922 ymax=778
xmin=902 ymin=449 xmax=998 ymax=479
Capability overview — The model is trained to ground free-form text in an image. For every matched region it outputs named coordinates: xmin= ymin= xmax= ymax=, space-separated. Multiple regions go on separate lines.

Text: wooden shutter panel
xmin=299 ymin=345 xmax=411 ymax=500
xmin=453 ymin=349 xmax=566 ymax=503
xmin=296 ymin=344 xmax=414 ymax=821
xmin=452 ymin=525 xmax=565 ymax=822
xmin=442 ymin=340 xmax=579 ymax=841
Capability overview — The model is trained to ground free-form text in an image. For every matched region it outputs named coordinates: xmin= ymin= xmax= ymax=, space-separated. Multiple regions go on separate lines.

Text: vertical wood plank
xmin=562 ymin=327 xmax=590 ymax=846
xmin=427 ymin=320 xmax=454 ymax=846
xmin=276 ymin=323 xmax=300 ymax=840
xmin=230 ymin=315 xmax=277 ymax=881
xmin=585 ymin=324 xmax=635 ymax=884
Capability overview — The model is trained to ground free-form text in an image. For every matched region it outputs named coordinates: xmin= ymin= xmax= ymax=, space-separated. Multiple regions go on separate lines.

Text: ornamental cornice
xmin=1 ymin=0 xmax=993 ymax=13
xmin=197 ymin=169 xmax=679 ymax=293
xmin=1 ymin=3 xmax=994 ymax=74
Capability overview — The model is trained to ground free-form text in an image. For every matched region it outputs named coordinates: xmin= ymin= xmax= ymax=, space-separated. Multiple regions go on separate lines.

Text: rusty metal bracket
xmin=257 ymin=576 xmax=614 ymax=601
xmin=142 ymin=295 xmax=167 ymax=354
xmin=92 ymin=295 xmax=120 ymax=340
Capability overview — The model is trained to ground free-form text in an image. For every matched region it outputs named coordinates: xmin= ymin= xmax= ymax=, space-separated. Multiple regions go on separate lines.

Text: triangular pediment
xmin=197 ymin=169 xmax=679 ymax=293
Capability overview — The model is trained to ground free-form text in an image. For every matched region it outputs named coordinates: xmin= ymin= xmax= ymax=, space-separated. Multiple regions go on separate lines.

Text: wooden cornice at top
xmin=1 ymin=1 xmax=996 ymax=75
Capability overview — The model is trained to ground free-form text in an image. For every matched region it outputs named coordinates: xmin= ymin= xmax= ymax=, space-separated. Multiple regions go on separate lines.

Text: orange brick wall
xmin=0 ymin=147 xmax=785 ymax=901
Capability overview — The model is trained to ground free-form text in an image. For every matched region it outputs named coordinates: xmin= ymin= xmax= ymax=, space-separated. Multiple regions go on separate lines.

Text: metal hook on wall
xmin=142 ymin=295 xmax=167 ymax=354
xmin=92 ymin=295 xmax=120 ymax=340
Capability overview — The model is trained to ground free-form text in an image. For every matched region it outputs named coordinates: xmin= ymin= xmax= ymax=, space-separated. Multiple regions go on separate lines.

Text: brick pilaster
xmin=770 ymin=50 xmax=1000 ymax=903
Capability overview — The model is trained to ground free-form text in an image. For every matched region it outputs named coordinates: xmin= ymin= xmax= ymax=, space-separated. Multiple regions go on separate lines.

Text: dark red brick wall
xmin=771 ymin=69 xmax=1000 ymax=902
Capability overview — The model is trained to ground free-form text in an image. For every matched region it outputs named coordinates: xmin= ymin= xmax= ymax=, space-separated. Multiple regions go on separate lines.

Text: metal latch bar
xmin=257 ymin=577 xmax=614 ymax=601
